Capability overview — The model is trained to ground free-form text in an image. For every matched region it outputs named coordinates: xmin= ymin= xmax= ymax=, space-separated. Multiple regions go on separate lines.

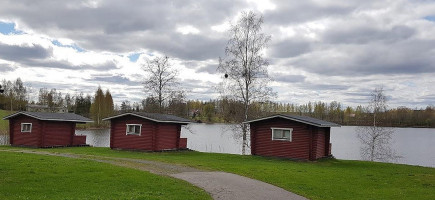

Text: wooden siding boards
xmin=6 ymin=113 xmax=88 ymax=148
xmin=108 ymin=115 xmax=186 ymax=151
xmin=42 ymin=121 xmax=73 ymax=147
xmin=10 ymin=115 xmax=41 ymax=147
xmin=251 ymin=118 xmax=311 ymax=160
xmin=179 ymin=138 xmax=187 ymax=149
xmin=249 ymin=117 xmax=333 ymax=161
xmin=110 ymin=115 xmax=154 ymax=151
xmin=155 ymin=123 xmax=178 ymax=150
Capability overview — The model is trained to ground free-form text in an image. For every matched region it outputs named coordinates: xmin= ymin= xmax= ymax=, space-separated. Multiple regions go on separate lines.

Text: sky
xmin=0 ymin=0 xmax=434 ymax=109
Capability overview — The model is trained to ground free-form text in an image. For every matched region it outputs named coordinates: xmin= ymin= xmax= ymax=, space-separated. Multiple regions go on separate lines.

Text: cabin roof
xmin=102 ymin=112 xmax=191 ymax=124
xmin=2 ymin=111 xmax=93 ymax=123
xmin=244 ymin=114 xmax=341 ymax=127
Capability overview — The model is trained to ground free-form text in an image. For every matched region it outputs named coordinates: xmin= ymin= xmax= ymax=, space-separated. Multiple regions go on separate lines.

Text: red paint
xmin=73 ymin=135 xmax=87 ymax=145
xmin=179 ymin=138 xmax=187 ymax=149
xmin=108 ymin=115 xmax=187 ymax=151
xmin=249 ymin=117 xmax=331 ymax=161
xmin=8 ymin=115 xmax=87 ymax=147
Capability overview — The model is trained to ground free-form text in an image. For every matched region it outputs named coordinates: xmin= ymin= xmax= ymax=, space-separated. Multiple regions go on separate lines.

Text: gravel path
xmin=172 ymin=172 xmax=307 ymax=200
xmin=1 ymin=149 xmax=308 ymax=200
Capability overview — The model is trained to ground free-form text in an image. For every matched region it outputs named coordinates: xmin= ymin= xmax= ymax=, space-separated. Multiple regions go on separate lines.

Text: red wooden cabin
xmin=3 ymin=111 xmax=92 ymax=147
xmin=103 ymin=112 xmax=191 ymax=151
xmin=245 ymin=114 xmax=340 ymax=161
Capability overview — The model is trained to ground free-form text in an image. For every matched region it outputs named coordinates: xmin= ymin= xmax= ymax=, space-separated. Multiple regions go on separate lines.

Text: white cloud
xmin=211 ymin=22 xmax=230 ymax=32
xmin=246 ymin=0 xmax=276 ymax=12
xmin=176 ymin=25 xmax=200 ymax=35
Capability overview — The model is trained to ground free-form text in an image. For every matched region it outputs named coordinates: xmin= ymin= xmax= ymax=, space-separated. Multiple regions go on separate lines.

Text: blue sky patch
xmin=424 ymin=16 xmax=435 ymax=22
xmin=51 ymin=40 xmax=85 ymax=52
xmin=0 ymin=21 xmax=23 ymax=35
xmin=128 ymin=53 xmax=141 ymax=62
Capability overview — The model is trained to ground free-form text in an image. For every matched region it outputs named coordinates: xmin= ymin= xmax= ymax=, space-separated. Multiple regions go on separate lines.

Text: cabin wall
xmin=10 ymin=115 xmax=41 ymax=147
xmin=155 ymin=123 xmax=179 ymax=150
xmin=42 ymin=121 xmax=74 ymax=147
xmin=250 ymin=118 xmax=332 ymax=160
xmin=312 ymin=128 xmax=326 ymax=159
xmin=110 ymin=115 xmax=155 ymax=150
xmin=109 ymin=116 xmax=183 ymax=151
xmin=250 ymin=118 xmax=311 ymax=160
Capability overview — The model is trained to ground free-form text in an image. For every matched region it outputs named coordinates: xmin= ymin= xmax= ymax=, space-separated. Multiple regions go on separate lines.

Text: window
xmin=21 ymin=123 xmax=32 ymax=133
xmin=126 ymin=124 xmax=141 ymax=135
xmin=271 ymin=128 xmax=292 ymax=141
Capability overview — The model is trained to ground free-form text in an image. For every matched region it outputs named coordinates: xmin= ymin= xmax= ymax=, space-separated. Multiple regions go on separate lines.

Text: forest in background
xmin=1 ymin=78 xmax=434 ymax=128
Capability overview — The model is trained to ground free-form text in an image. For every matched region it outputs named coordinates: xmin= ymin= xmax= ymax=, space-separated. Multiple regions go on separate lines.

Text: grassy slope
xmin=0 ymin=151 xmax=211 ymax=200
xmin=0 ymin=109 xmax=12 ymax=132
xmin=3 ymin=146 xmax=433 ymax=200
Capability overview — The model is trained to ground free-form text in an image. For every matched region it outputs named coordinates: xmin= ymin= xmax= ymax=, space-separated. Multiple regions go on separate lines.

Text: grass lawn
xmin=0 ymin=151 xmax=211 ymax=200
xmin=2 ymin=146 xmax=434 ymax=200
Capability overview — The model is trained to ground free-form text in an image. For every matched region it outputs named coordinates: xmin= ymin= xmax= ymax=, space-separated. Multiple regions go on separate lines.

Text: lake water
xmin=330 ymin=126 xmax=435 ymax=168
xmin=2 ymin=124 xmax=434 ymax=168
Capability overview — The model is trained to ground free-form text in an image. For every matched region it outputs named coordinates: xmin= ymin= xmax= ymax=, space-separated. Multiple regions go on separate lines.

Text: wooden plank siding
xmin=312 ymin=128 xmax=326 ymax=159
xmin=110 ymin=115 xmax=154 ymax=151
xmin=109 ymin=115 xmax=184 ymax=151
xmin=155 ymin=123 xmax=178 ymax=150
xmin=10 ymin=115 xmax=41 ymax=147
xmin=42 ymin=121 xmax=74 ymax=147
xmin=250 ymin=118 xmax=332 ymax=161
xmin=9 ymin=115 xmax=86 ymax=147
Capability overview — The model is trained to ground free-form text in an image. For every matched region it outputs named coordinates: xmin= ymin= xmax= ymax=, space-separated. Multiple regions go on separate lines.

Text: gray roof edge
xmin=244 ymin=114 xmax=341 ymax=127
xmin=103 ymin=112 xmax=191 ymax=124
xmin=2 ymin=111 xmax=92 ymax=123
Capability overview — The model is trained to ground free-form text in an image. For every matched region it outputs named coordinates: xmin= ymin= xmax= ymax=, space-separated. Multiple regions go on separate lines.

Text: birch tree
xmin=357 ymin=87 xmax=400 ymax=162
xmin=218 ymin=11 xmax=274 ymax=154
xmin=142 ymin=56 xmax=179 ymax=113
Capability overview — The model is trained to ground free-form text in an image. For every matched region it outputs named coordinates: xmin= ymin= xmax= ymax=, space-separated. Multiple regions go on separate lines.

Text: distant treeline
xmin=121 ymin=98 xmax=435 ymax=128
xmin=1 ymin=78 xmax=434 ymax=128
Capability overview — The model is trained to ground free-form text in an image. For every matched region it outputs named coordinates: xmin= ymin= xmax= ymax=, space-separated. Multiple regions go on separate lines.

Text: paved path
xmin=1 ymin=149 xmax=308 ymax=200
xmin=172 ymin=172 xmax=307 ymax=200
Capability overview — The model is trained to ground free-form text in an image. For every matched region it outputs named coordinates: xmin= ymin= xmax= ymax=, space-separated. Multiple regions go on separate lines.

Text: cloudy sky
xmin=0 ymin=0 xmax=434 ymax=108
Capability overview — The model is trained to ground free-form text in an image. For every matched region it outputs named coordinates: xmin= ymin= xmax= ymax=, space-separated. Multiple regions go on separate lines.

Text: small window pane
xmin=21 ymin=124 xmax=32 ymax=132
xmin=272 ymin=128 xmax=292 ymax=141
xmin=127 ymin=125 xmax=141 ymax=135
xmin=128 ymin=126 xmax=134 ymax=133
xmin=273 ymin=129 xmax=282 ymax=139
xmin=283 ymin=130 xmax=290 ymax=139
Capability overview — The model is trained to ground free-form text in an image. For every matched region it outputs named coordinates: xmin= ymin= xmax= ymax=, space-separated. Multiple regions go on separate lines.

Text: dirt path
xmin=1 ymin=149 xmax=308 ymax=200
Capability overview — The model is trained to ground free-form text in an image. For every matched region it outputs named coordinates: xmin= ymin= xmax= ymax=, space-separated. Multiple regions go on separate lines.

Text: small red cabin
xmin=3 ymin=111 xmax=92 ymax=147
xmin=245 ymin=114 xmax=340 ymax=161
xmin=103 ymin=112 xmax=191 ymax=151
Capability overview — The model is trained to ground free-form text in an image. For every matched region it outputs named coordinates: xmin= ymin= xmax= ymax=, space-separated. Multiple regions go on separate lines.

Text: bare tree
xmin=142 ymin=56 xmax=179 ymax=113
xmin=357 ymin=87 xmax=400 ymax=162
xmin=217 ymin=11 xmax=274 ymax=154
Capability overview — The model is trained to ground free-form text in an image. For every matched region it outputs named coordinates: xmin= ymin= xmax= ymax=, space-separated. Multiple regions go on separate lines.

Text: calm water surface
xmin=75 ymin=129 xmax=110 ymax=147
xmin=330 ymin=126 xmax=435 ymax=167
xmin=3 ymin=124 xmax=433 ymax=167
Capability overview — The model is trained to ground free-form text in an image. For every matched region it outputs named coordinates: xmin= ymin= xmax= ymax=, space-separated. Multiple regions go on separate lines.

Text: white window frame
xmin=126 ymin=124 xmax=142 ymax=135
xmin=271 ymin=127 xmax=293 ymax=141
xmin=21 ymin=123 xmax=32 ymax=133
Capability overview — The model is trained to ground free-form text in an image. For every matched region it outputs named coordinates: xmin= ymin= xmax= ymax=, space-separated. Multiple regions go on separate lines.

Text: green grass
xmin=0 ymin=151 xmax=211 ymax=200
xmin=0 ymin=109 xmax=12 ymax=132
xmin=2 ymin=146 xmax=433 ymax=200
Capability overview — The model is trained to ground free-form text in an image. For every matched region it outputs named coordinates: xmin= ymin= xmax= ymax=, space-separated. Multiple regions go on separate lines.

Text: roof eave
xmin=2 ymin=112 xmax=92 ymax=123
xmin=102 ymin=113 xmax=191 ymax=124
xmin=244 ymin=115 xmax=340 ymax=127
xmin=39 ymin=119 xmax=94 ymax=123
